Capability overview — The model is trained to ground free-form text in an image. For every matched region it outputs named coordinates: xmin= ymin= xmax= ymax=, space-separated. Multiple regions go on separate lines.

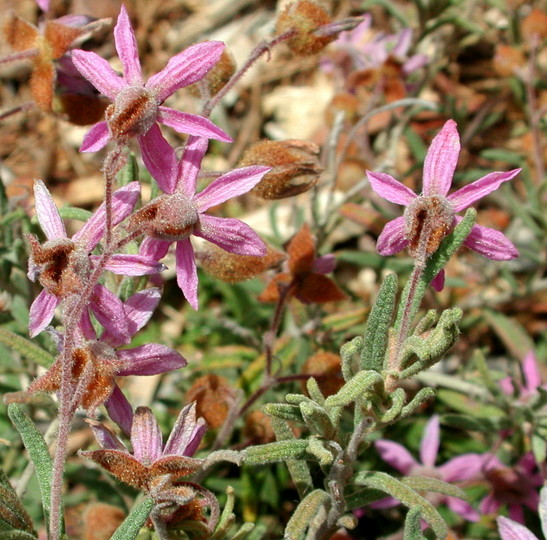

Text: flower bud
xmin=197 ymin=243 xmax=285 ymax=283
xmin=301 ymin=351 xmax=344 ymax=397
xmin=240 ymin=140 xmax=322 ymax=199
xmin=244 ymin=410 xmax=276 ymax=444
xmin=276 ymin=0 xmax=334 ymax=56
xmin=186 ymin=374 xmax=236 ymax=429
xmin=187 ymin=49 xmax=236 ymax=97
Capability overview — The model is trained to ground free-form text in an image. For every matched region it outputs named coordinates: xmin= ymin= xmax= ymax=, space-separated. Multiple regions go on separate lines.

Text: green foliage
xmin=112 ymin=497 xmax=154 ymax=540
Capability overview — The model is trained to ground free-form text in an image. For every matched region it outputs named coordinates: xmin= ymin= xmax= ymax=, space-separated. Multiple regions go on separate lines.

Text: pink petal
xmin=522 ymin=351 xmax=541 ymax=394
xmin=114 ymin=5 xmax=142 ymax=86
xmin=176 ymin=136 xmax=208 ymax=197
xmin=376 ymin=216 xmax=408 ymax=255
xmin=74 ymin=182 xmax=140 ymax=250
xmin=164 ymin=402 xmax=207 ymax=457
xmin=175 ymin=238 xmax=199 ymax=310
xmin=87 ymin=418 xmax=126 ymax=450
xmin=71 ymin=49 xmax=124 ymax=100
xmin=102 ymin=254 xmax=165 ymax=276
xmin=392 ymin=28 xmax=411 ymax=58
xmin=33 ymin=180 xmax=66 ymax=240
xmin=498 ymin=376 xmax=515 ymax=395
xmin=196 ymin=215 xmax=266 ymax=256
xmin=480 ymin=493 xmax=500 ymax=515
xmin=131 ymin=407 xmax=162 ymax=463
xmin=117 ymin=344 xmax=186 ymax=375
xmin=80 ymin=121 xmax=110 ymax=153
xmin=157 ymin=107 xmax=231 ymax=142
xmin=420 ymin=415 xmax=440 ymax=467
xmin=446 ymin=497 xmax=480 ymax=522
xmin=78 ymin=309 xmax=97 ymax=340
xmin=462 ymin=222 xmax=519 ymax=260
xmin=36 ymin=0 xmax=50 ymax=11
xmin=430 ymin=269 xmax=445 ymax=292
xmin=89 ymin=284 xmax=130 ymax=346
xmin=138 ymin=124 xmax=178 ymax=194
xmin=367 ymin=170 xmax=416 ymax=206
xmin=105 ymin=385 xmax=134 ymax=436
xmin=29 ymin=290 xmax=59 ymax=337
xmin=140 ymin=237 xmax=172 ymax=261
xmin=423 ymin=120 xmax=460 ymax=197
xmin=124 ymin=288 xmax=162 ymax=335
xmin=312 ymin=254 xmax=336 ymax=274
xmin=375 ymin=440 xmax=418 ymax=475
xmin=146 ymin=41 xmax=225 ymax=102
xmin=497 ymin=516 xmax=539 ymax=540
xmin=508 ymin=504 xmax=525 ymax=524
xmin=438 ymin=453 xmax=486 ymax=482
xmin=448 ymin=169 xmax=521 ymax=212
xmin=195 ymin=166 xmax=270 ymax=212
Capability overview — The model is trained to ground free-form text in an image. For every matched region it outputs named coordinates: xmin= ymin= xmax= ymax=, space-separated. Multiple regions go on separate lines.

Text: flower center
xmin=403 ymin=195 xmax=455 ymax=259
xmin=106 ymin=86 xmax=158 ymax=140
xmin=128 ymin=193 xmax=200 ymax=242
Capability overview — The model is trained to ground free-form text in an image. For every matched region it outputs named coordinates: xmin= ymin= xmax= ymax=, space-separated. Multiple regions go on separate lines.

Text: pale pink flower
xmin=499 ymin=351 xmax=546 ymax=402
xmin=71 ymin=5 xmax=231 ymax=166
xmin=367 ymin=120 xmax=520 ymax=289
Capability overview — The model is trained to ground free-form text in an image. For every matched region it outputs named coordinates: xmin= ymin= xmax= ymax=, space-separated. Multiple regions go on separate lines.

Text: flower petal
xmin=71 ymin=49 xmax=124 ymax=100
xmin=138 ymin=124 xmax=178 ymax=194
xmin=131 ymin=406 xmax=163 ymax=463
xmin=430 ymin=269 xmax=445 ymax=292
xmin=196 ymin=215 xmax=266 ymax=256
xmin=448 ymin=169 xmax=521 ymax=212
xmin=104 ymin=385 xmax=134 ymax=436
xmin=312 ymin=254 xmax=336 ymax=274
xmin=157 ymin=107 xmax=231 ymax=142
xmin=117 ymin=344 xmax=186 ymax=376
xmin=113 ymin=5 xmax=142 ymax=86
xmin=497 ymin=516 xmax=540 ymax=540
xmin=438 ymin=453 xmax=486 ymax=482
xmin=74 ymin=182 xmax=140 ymax=250
xmin=102 ymin=254 xmax=165 ymax=276
xmin=89 ymin=284 xmax=130 ymax=345
xmin=29 ymin=290 xmax=59 ymax=337
xmin=375 ymin=440 xmax=417 ymax=475
xmin=124 ymin=288 xmax=162 ymax=335
xmin=446 ymin=497 xmax=480 ymax=522
xmin=87 ymin=418 xmax=126 ymax=450
xmin=80 ymin=121 xmax=110 ymax=152
xmin=33 ymin=180 xmax=66 ymax=240
xmin=422 ymin=120 xmax=460 ymax=197
xmin=194 ymin=166 xmax=270 ymax=212
xmin=140 ymin=237 xmax=172 ymax=261
xmin=367 ymin=170 xmax=416 ymax=205
xmin=462 ymin=222 xmax=519 ymax=260
xmin=376 ymin=216 xmax=408 ymax=255
xmin=522 ymin=352 xmax=541 ymax=395
xmin=176 ymin=238 xmax=199 ymax=310
xmin=146 ymin=41 xmax=225 ymax=102
xmin=420 ymin=415 xmax=440 ymax=467
xmin=164 ymin=402 xmax=207 ymax=457
xmin=177 ymin=136 xmax=209 ymax=197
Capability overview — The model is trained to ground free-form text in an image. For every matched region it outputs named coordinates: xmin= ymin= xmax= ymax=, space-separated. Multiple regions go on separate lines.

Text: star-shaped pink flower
xmin=367 ymin=120 xmax=520 ymax=290
xmin=71 ymin=5 xmax=231 ymax=167
xmin=129 ymin=135 xmax=270 ymax=310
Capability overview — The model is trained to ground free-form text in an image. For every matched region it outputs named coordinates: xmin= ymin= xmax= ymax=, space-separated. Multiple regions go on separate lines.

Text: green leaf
xmin=0 ymin=330 xmax=55 ymax=368
xmin=355 ymin=472 xmax=447 ymax=539
xmin=306 ymin=439 xmax=333 ymax=467
xmin=57 ymin=207 xmax=93 ymax=222
xmin=403 ymin=507 xmax=426 ymax=540
xmin=243 ymin=440 xmax=309 ymax=465
xmin=284 ymin=489 xmax=329 ymax=540
xmin=400 ymin=388 xmax=436 ymax=419
xmin=0 ymin=470 xmax=35 ymax=535
xmin=483 ymin=310 xmax=535 ymax=361
xmin=7 ymin=404 xmax=60 ymax=533
xmin=340 ymin=336 xmax=364 ymax=381
xmin=362 ymin=273 xmax=397 ymax=372
xmin=402 ymin=476 xmax=467 ymax=500
xmin=0 ymin=532 xmax=38 ymax=539
xmin=262 ymin=403 xmax=303 ymax=423
xmin=117 ymin=152 xmax=139 ymax=186
xmin=111 ymin=497 xmax=154 ymax=540
xmin=325 ymin=370 xmax=384 ymax=408
xmin=300 ymin=401 xmax=336 ymax=439
xmin=441 ymin=414 xmax=510 ymax=433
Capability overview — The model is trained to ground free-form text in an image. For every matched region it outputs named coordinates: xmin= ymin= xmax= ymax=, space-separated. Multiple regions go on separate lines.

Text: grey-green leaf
xmin=325 ymin=370 xmax=384 ymax=408
xmin=111 ymin=497 xmax=154 ymax=540
xmin=0 ymin=330 xmax=55 ymax=368
xmin=243 ymin=440 xmax=309 ymax=465
xmin=284 ymin=490 xmax=330 ymax=540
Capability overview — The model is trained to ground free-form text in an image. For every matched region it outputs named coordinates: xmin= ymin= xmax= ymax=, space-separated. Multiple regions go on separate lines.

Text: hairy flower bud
xmin=186 ymin=374 xmax=236 ymax=429
xmin=276 ymin=0 xmax=334 ymax=56
xmin=187 ymin=49 xmax=236 ymax=97
xmin=301 ymin=351 xmax=344 ymax=397
xmin=240 ymin=140 xmax=322 ymax=199
xmin=244 ymin=410 xmax=276 ymax=444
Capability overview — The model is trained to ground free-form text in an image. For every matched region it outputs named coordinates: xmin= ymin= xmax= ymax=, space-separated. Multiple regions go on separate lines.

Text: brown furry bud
xmin=186 ymin=374 xmax=236 ymax=429
xmin=276 ymin=1 xmax=334 ymax=56
xmin=325 ymin=93 xmax=360 ymax=126
xmin=197 ymin=243 xmax=285 ymax=283
xmin=492 ymin=45 xmax=525 ymax=78
xmin=301 ymin=351 xmax=344 ymax=397
xmin=240 ymin=140 xmax=322 ymax=199
xmin=187 ymin=49 xmax=236 ymax=97
xmin=244 ymin=410 xmax=276 ymax=444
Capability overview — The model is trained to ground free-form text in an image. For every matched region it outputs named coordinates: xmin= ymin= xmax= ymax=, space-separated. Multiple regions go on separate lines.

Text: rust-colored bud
xmin=492 ymin=45 xmax=525 ymax=78
xmin=521 ymin=9 xmax=547 ymax=40
xmin=240 ymin=140 xmax=322 ymax=199
xmin=186 ymin=374 xmax=236 ymax=429
xmin=187 ymin=49 xmax=236 ymax=97
xmin=325 ymin=93 xmax=360 ymax=126
xmin=244 ymin=410 xmax=276 ymax=444
xmin=82 ymin=503 xmax=125 ymax=540
xmin=301 ymin=351 xmax=344 ymax=397
xmin=57 ymin=93 xmax=109 ymax=126
xmin=197 ymin=243 xmax=285 ymax=283
xmin=276 ymin=1 xmax=334 ymax=56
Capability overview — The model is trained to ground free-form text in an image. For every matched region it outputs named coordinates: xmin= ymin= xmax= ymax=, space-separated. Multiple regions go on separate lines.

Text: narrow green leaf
xmin=362 ymin=273 xmax=397 ymax=371
xmin=111 ymin=497 xmax=154 ymax=540
xmin=483 ymin=309 xmax=535 ymax=361
xmin=117 ymin=152 xmax=139 ymax=186
xmin=1 ymin=531 xmax=38 ymax=539
xmin=212 ymin=486 xmax=236 ymax=539
xmin=0 ymin=330 xmax=55 ymax=368
xmin=57 ymin=207 xmax=93 ymax=222
xmin=441 ymin=414 xmax=510 ymax=433
xmin=0 ymin=481 xmax=34 ymax=534
xmin=306 ymin=377 xmax=325 ymax=406
xmin=229 ymin=523 xmax=255 ymax=540
xmin=7 ymin=404 xmax=60 ymax=533
xmin=403 ymin=507 xmax=426 ymax=540
xmin=300 ymin=401 xmax=335 ymax=439
xmin=373 ymin=388 xmax=405 ymax=423
xmin=243 ymin=440 xmax=309 ymax=465
xmin=355 ymin=472 xmax=447 ymax=539
xmin=262 ymin=403 xmax=303 ymax=423
xmin=325 ymin=370 xmax=384 ymax=408
xmin=400 ymin=388 xmax=435 ymax=419
xmin=402 ymin=476 xmax=467 ymax=500
xmin=284 ymin=490 xmax=329 ymax=540
xmin=340 ymin=336 xmax=364 ymax=381
xmin=306 ymin=439 xmax=333 ymax=467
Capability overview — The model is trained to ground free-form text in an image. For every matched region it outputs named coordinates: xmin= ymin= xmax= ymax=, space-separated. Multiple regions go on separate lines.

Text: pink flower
xmin=497 ymin=516 xmax=540 ymax=540
xmin=499 ymin=351 xmax=546 ymax=402
xmin=481 ymin=452 xmax=543 ymax=524
xmin=374 ymin=415 xmax=484 ymax=521
xmin=71 ymin=5 xmax=231 ymax=165
xmin=129 ymin=135 xmax=269 ymax=309
xmin=367 ymin=120 xmax=520 ymax=290
xmin=27 ymin=180 xmax=162 ymax=340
